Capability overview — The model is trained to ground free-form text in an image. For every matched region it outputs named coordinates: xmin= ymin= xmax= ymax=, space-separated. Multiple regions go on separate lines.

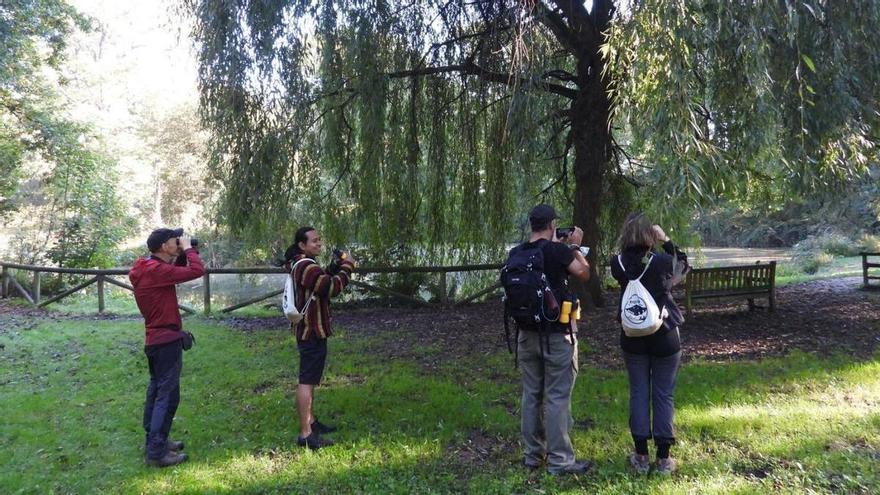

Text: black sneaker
xmin=145 ymin=451 xmax=188 ymax=468
xmin=167 ymin=439 xmax=184 ymax=451
xmin=549 ymin=459 xmax=594 ymax=476
xmin=311 ymin=419 xmax=337 ymax=434
xmin=297 ymin=433 xmax=334 ymax=450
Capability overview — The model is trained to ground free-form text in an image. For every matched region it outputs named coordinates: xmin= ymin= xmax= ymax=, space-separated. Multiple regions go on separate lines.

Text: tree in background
xmin=1 ymin=0 xmax=134 ymax=267
xmin=1 ymin=0 xmax=87 ymax=214
xmin=136 ymin=103 xmax=211 ymax=228
xmin=186 ymin=1 xmax=879 ymax=305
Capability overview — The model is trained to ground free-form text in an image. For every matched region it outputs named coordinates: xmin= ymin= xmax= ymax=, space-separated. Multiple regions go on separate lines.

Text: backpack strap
xmin=617 ymin=253 xmax=654 ymax=282
xmin=290 ymin=258 xmax=317 ymax=313
xmin=635 ymin=254 xmax=653 ymax=281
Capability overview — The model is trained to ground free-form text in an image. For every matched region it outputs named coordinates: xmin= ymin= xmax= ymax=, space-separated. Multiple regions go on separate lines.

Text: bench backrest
xmin=686 ymin=261 xmax=776 ymax=295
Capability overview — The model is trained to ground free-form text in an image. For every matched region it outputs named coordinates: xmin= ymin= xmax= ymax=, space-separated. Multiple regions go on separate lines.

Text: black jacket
xmin=610 ymin=241 xmax=689 ymax=356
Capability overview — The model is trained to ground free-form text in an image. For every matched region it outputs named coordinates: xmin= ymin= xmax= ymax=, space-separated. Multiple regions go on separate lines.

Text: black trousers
xmin=143 ymin=339 xmax=183 ymax=459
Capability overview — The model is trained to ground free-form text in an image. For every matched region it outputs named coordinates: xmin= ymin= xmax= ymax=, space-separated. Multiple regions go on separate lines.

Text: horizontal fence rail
xmin=0 ymin=261 xmax=505 ymax=315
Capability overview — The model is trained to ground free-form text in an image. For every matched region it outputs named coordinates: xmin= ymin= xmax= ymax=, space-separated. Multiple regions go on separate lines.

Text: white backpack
xmin=618 ymin=254 xmax=668 ymax=337
xmin=282 ymin=258 xmax=315 ymax=324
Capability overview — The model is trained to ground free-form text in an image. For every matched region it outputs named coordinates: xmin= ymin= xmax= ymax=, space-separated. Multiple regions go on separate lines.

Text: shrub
xmin=857 ymin=233 xmax=880 ymax=253
xmin=797 ymin=251 xmax=834 ymax=274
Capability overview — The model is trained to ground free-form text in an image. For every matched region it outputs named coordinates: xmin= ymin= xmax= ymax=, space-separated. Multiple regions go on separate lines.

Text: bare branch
xmin=534 ymin=2 xmax=579 ymax=55
xmin=386 ymin=62 xmax=578 ymax=99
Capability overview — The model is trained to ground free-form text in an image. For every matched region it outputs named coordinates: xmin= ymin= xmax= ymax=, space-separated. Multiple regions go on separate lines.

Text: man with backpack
xmin=501 ymin=204 xmax=591 ymax=475
xmin=283 ymin=226 xmax=356 ymax=450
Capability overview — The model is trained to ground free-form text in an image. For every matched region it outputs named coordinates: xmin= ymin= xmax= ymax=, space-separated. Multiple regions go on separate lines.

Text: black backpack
xmin=500 ymin=239 xmax=558 ymax=355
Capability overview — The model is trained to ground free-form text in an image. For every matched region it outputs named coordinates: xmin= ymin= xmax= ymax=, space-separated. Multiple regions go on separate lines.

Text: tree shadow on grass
xmin=4 ymin=315 xmax=879 ymax=494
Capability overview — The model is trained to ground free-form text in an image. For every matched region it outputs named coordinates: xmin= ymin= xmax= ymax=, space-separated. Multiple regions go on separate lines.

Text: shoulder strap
xmin=617 ymin=254 xmax=654 ymax=282
xmin=635 ymin=254 xmax=653 ymax=281
xmin=289 ymin=258 xmax=317 ymax=313
xmin=290 ymin=257 xmax=312 ymax=275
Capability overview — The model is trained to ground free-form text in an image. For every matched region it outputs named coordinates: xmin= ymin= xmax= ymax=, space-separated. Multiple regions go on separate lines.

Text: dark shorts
xmin=297 ymin=338 xmax=328 ymax=385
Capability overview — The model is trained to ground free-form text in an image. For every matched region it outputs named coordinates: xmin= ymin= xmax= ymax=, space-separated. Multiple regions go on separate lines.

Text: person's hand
xmin=343 ymin=251 xmax=358 ymax=268
xmin=653 ymin=225 xmax=669 ymax=243
xmin=179 ymin=235 xmax=193 ymax=251
xmin=569 ymin=227 xmax=584 ymax=246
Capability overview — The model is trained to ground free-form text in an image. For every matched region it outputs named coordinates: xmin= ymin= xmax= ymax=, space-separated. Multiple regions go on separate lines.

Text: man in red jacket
xmin=129 ymin=228 xmax=205 ymax=467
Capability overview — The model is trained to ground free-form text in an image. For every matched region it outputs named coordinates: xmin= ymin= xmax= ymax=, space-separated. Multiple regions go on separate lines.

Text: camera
xmin=327 ymin=248 xmax=347 ymax=275
xmin=555 ymin=227 xmax=575 ymax=239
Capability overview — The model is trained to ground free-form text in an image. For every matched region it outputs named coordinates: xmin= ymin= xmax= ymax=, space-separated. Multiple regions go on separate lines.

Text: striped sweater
xmin=287 ymin=254 xmax=355 ymax=341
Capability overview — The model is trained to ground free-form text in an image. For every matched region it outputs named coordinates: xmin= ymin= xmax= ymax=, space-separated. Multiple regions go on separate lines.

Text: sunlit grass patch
xmin=2 ymin=314 xmax=879 ymax=494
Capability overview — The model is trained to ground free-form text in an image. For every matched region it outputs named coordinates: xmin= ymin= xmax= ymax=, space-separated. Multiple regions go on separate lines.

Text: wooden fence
xmin=862 ymin=252 xmax=880 ymax=289
xmin=0 ymin=261 xmax=504 ymax=314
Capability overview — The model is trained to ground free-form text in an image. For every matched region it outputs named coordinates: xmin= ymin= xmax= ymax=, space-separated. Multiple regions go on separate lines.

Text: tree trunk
xmin=570 ymin=38 xmax=612 ymax=308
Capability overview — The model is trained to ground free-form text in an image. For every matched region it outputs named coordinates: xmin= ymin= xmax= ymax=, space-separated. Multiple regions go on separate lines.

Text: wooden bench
xmin=862 ymin=252 xmax=880 ymax=289
xmin=684 ymin=261 xmax=776 ymax=315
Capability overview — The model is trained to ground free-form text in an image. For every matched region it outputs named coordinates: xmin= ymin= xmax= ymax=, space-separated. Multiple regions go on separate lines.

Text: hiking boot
xmin=654 ymin=457 xmax=677 ymax=475
xmin=167 ymin=439 xmax=184 ymax=451
xmin=549 ymin=459 xmax=594 ymax=476
xmin=628 ymin=453 xmax=650 ymax=475
xmin=297 ymin=432 xmax=334 ymax=450
xmin=311 ymin=419 xmax=337 ymax=434
xmin=145 ymin=451 xmax=188 ymax=468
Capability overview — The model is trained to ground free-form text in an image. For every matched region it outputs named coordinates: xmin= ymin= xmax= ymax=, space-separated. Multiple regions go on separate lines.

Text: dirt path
xmin=330 ymin=276 xmax=880 ymax=370
xmin=3 ymin=277 xmax=878 ymax=370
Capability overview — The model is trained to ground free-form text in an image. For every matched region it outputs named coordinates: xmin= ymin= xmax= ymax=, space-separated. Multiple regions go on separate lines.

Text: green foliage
xmin=44 ymin=150 xmax=135 ymax=268
xmin=0 ymin=0 xmax=90 ymax=215
xmin=184 ymin=0 xmax=879 ymax=280
xmin=792 ymin=231 xmax=880 ymax=274
xmin=607 ymin=1 xmax=879 ymax=215
xmin=695 ymin=177 xmax=880 ymax=248
xmin=135 ymin=104 xmax=210 ymax=228
xmin=0 ymin=0 xmax=136 ymax=268
xmin=185 ymin=1 xmax=601 ymax=265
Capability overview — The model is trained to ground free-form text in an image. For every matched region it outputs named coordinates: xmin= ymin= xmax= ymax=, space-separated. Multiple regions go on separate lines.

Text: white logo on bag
xmin=624 ymin=294 xmax=649 ymax=324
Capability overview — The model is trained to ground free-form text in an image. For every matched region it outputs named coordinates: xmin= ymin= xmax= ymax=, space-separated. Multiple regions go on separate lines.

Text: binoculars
xmin=559 ymin=296 xmax=581 ymax=324
xmin=176 ymin=237 xmax=199 ymax=248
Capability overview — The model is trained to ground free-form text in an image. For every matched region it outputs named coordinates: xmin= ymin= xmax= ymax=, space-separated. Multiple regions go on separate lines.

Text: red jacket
xmin=129 ymin=249 xmax=205 ymax=346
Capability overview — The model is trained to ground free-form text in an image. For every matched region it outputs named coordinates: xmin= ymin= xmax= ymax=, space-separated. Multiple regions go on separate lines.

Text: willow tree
xmin=187 ymin=0 xmax=879 ymax=305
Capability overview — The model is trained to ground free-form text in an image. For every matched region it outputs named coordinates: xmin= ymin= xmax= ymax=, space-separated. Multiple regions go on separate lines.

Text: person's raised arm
xmin=565 ymin=227 xmax=589 ymax=282
xmin=299 ymin=254 xmax=356 ymax=299
xmin=654 ymin=225 xmax=689 ymax=286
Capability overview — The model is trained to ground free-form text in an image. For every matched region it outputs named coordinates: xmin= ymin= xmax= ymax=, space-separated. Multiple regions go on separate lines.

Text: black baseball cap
xmin=146 ymin=228 xmax=184 ymax=252
xmin=528 ymin=204 xmax=559 ymax=226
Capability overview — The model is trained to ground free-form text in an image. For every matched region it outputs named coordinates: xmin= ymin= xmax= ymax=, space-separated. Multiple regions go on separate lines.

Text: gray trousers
xmin=622 ymin=350 xmax=681 ymax=444
xmin=518 ymin=331 xmax=578 ymax=471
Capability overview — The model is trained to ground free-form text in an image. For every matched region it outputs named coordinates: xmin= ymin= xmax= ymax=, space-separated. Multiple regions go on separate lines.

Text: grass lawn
xmin=1 ymin=312 xmax=879 ymax=494
xmin=775 ymin=256 xmax=866 ymax=287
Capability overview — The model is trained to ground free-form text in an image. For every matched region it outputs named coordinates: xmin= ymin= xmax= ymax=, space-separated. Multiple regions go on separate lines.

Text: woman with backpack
xmin=610 ymin=212 xmax=689 ymax=475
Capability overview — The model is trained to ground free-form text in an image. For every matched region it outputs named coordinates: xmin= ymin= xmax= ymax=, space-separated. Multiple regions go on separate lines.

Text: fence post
xmin=1 ymin=265 xmax=7 ymax=298
xmin=203 ymin=273 xmax=211 ymax=314
xmin=97 ymin=275 xmax=105 ymax=313
xmin=439 ymin=272 xmax=448 ymax=306
xmin=33 ymin=271 xmax=41 ymax=305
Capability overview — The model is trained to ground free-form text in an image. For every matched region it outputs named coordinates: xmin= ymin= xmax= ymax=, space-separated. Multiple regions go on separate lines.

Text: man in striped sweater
xmin=284 ymin=226 xmax=356 ymax=449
